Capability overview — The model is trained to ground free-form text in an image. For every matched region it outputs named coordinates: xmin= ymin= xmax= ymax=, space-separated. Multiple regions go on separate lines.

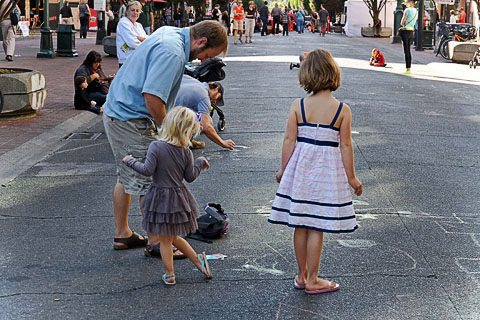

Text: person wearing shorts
xmin=233 ymin=1 xmax=244 ymax=44
xmin=102 ymin=20 xmax=228 ymax=251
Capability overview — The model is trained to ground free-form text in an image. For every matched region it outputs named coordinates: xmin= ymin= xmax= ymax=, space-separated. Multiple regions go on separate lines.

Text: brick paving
xmin=0 ymin=31 xmax=118 ymax=156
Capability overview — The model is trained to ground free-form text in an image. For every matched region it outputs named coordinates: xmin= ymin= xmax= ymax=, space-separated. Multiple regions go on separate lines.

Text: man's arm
xmin=201 ymin=114 xmax=235 ymax=150
xmin=144 ymin=93 xmax=167 ymax=125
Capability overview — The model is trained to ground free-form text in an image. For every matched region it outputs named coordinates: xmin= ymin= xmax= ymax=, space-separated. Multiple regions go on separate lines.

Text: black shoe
xmin=6 ymin=55 xmax=13 ymax=61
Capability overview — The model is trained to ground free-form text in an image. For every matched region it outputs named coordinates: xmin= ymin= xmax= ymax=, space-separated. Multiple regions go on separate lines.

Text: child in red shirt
xmin=369 ymin=48 xmax=386 ymax=67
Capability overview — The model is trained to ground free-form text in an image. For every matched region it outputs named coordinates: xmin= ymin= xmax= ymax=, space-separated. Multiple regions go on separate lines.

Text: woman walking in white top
xmin=116 ymin=1 xmax=147 ymax=67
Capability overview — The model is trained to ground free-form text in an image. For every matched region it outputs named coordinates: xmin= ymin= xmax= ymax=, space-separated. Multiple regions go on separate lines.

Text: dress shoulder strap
xmin=330 ymin=102 xmax=343 ymax=127
xmin=300 ymin=98 xmax=307 ymax=123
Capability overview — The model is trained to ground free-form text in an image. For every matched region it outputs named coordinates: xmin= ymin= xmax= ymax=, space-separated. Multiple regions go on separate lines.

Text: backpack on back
xmin=10 ymin=7 xmax=20 ymax=26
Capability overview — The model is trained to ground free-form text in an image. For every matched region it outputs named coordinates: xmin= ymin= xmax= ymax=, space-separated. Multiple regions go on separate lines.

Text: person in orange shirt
xmin=233 ymin=0 xmax=245 ymax=44
xmin=457 ymin=7 xmax=466 ymax=23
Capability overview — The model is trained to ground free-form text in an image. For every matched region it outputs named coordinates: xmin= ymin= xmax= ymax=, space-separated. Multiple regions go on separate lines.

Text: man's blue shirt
xmin=103 ymin=27 xmax=190 ymax=121
xmin=174 ymin=75 xmax=211 ymax=115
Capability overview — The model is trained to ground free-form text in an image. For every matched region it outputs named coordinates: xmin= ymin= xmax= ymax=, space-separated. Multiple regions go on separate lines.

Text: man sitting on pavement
xmin=175 ymin=75 xmax=235 ymax=150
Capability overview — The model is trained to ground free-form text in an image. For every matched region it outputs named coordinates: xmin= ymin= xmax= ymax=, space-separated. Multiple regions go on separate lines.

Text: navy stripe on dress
xmin=271 ymin=206 xmax=356 ymax=221
xmin=296 ymin=137 xmax=339 ymax=147
xmin=268 ymin=219 xmax=359 ymax=233
xmin=276 ymin=193 xmax=353 ymax=207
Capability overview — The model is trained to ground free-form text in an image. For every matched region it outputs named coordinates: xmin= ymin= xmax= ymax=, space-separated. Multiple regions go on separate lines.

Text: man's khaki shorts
xmin=233 ymin=19 xmax=244 ymax=30
xmin=103 ymin=114 xmax=158 ymax=195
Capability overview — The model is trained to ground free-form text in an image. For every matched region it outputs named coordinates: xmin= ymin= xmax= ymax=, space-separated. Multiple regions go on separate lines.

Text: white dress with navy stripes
xmin=268 ymin=100 xmax=357 ymax=233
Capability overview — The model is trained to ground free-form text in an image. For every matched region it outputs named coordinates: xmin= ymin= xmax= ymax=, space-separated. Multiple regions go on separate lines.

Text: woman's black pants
xmin=401 ymin=30 xmax=414 ymax=69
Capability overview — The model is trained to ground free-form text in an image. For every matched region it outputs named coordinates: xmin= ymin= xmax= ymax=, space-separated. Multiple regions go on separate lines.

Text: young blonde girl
xmin=123 ymin=107 xmax=212 ymax=285
xmin=268 ymin=49 xmax=362 ymax=294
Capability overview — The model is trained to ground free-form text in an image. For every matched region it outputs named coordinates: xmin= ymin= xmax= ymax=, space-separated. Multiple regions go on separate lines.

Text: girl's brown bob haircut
xmin=298 ymin=49 xmax=341 ymax=94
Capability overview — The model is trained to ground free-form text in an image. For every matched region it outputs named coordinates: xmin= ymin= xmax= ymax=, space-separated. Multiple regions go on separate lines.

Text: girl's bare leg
xmin=305 ymin=230 xmax=336 ymax=291
xmin=234 ymin=29 xmax=238 ymax=43
xmin=293 ymin=228 xmax=308 ymax=287
xmin=158 ymin=235 xmax=175 ymax=283
xmin=172 ymin=236 xmax=210 ymax=277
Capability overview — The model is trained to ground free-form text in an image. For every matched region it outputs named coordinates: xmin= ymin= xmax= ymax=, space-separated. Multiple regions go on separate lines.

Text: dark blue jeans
xmin=88 ymin=91 xmax=107 ymax=106
xmin=283 ymin=23 xmax=289 ymax=36
xmin=261 ymin=18 xmax=268 ymax=35
xmin=79 ymin=16 xmax=89 ymax=38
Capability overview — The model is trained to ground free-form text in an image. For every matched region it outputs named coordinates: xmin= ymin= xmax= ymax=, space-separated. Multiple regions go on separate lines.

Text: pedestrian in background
xmin=457 ymin=7 xmax=466 ymax=23
xmin=0 ymin=1 xmax=20 ymax=61
xmin=233 ymin=0 xmax=244 ymax=44
xmin=449 ymin=10 xmax=456 ymax=24
xmin=244 ymin=1 xmax=256 ymax=43
xmin=296 ymin=6 xmax=305 ymax=33
xmin=318 ymin=4 xmax=329 ymax=37
xmin=138 ymin=0 xmax=154 ymax=35
xmin=259 ymin=1 xmax=269 ymax=36
xmin=269 ymin=48 xmax=362 ymax=295
xmin=78 ymin=0 xmax=91 ymax=39
xmin=59 ymin=1 xmax=74 ymax=25
xmin=122 ymin=107 xmax=213 ymax=286
xmin=400 ymin=0 xmax=417 ymax=74
xmin=116 ymin=1 xmax=147 ymax=67
xmin=271 ymin=2 xmax=281 ymax=35
xmin=212 ymin=3 xmax=222 ymax=22
xmin=174 ymin=7 xmax=182 ymax=27
xmin=282 ymin=7 xmax=290 ymax=36
xmin=102 ymin=20 xmax=227 ymax=254
xmin=105 ymin=5 xmax=115 ymax=36
xmin=165 ymin=6 xmax=172 ymax=25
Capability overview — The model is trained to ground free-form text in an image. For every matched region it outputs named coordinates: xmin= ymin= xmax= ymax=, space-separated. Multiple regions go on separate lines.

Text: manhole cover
xmin=65 ymin=132 xmax=102 ymax=140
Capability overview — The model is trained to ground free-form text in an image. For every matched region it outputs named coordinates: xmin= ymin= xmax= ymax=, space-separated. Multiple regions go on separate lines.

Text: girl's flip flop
xmin=305 ymin=282 xmax=340 ymax=294
xmin=162 ymin=273 xmax=176 ymax=286
xmin=294 ymin=277 xmax=305 ymax=290
xmin=197 ymin=252 xmax=213 ymax=279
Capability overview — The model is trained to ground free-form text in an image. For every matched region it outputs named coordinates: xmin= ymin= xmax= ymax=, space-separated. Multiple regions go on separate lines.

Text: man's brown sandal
xmin=113 ymin=232 xmax=147 ymax=250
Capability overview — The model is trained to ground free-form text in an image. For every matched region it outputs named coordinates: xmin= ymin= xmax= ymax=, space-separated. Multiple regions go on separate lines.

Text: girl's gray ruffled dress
xmin=125 ymin=141 xmax=207 ymax=236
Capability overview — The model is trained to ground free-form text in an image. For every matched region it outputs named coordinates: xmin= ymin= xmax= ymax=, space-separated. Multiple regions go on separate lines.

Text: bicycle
xmin=435 ymin=23 xmax=476 ymax=60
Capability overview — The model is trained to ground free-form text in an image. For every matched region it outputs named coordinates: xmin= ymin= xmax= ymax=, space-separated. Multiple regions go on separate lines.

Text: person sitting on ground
xmin=74 ymin=76 xmax=103 ymax=114
xmin=369 ymin=48 xmax=386 ymax=67
xmin=175 ymin=75 xmax=235 ymax=150
xmin=74 ymin=50 xmax=112 ymax=107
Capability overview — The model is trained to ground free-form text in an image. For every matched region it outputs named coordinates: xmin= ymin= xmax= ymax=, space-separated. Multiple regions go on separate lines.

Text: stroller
xmin=469 ymin=47 xmax=480 ymax=69
xmin=185 ymin=58 xmax=228 ymax=131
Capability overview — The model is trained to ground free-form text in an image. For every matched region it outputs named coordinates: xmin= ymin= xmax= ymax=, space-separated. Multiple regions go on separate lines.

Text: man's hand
xmin=222 ymin=139 xmax=235 ymax=150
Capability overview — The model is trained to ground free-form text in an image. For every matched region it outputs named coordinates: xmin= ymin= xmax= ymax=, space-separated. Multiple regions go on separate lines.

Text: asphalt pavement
xmin=1 ymin=30 xmax=480 ymax=319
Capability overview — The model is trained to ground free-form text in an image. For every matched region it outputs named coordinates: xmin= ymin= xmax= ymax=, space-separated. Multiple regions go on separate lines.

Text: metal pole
xmin=416 ymin=0 xmax=424 ymax=51
xmin=37 ymin=0 xmax=56 ymax=58
xmin=392 ymin=0 xmax=403 ymax=43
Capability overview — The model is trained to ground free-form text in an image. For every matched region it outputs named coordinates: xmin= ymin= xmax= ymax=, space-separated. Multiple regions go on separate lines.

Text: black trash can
xmin=56 ymin=24 xmax=78 ymax=57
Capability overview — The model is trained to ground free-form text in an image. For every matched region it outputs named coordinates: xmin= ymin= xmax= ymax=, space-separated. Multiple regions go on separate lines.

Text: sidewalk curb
xmin=0 ymin=112 xmax=100 ymax=185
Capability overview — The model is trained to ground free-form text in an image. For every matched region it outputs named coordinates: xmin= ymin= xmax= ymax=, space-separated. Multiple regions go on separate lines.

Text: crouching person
xmin=175 ymin=75 xmax=235 ymax=150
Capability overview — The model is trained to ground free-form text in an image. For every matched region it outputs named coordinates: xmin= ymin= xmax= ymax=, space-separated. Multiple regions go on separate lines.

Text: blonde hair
xmin=158 ymin=107 xmax=201 ymax=147
xmin=405 ymin=0 xmax=415 ymax=7
xmin=298 ymin=49 xmax=341 ymax=94
xmin=191 ymin=20 xmax=228 ymax=57
xmin=127 ymin=1 xmax=142 ymax=11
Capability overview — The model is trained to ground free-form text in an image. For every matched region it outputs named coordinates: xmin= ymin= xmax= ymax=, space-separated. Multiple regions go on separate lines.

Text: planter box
xmin=448 ymin=41 xmax=480 ymax=63
xmin=0 ymin=69 xmax=47 ymax=116
xmin=361 ymin=27 xmax=392 ymax=38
